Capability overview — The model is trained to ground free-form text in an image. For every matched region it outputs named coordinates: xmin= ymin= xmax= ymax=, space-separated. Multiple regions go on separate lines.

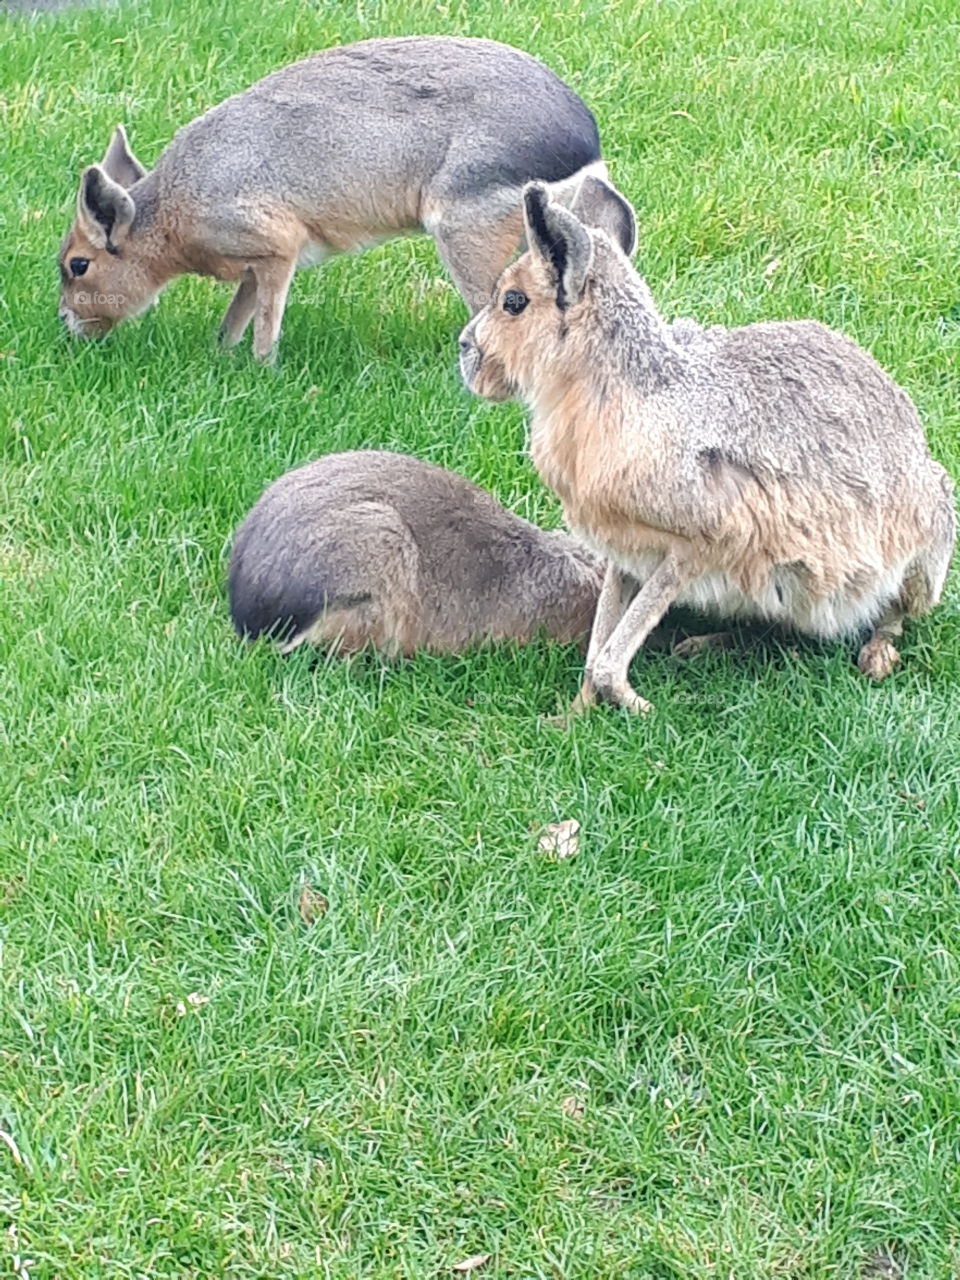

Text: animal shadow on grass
xmin=263 ymin=620 xmax=842 ymax=727
xmin=648 ymin=607 xmax=843 ymax=674
xmin=271 ymin=636 xmax=587 ymax=719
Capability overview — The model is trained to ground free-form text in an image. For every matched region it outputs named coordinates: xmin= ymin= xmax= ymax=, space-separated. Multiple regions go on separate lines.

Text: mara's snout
xmin=58 ymin=303 xmax=115 ymax=339
xmin=458 ymin=316 xmax=514 ymax=403
xmin=458 ymin=326 xmax=482 ymax=390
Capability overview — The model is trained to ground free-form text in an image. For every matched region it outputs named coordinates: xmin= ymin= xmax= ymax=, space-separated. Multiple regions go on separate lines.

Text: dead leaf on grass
xmin=453 ymin=1255 xmax=490 ymax=1273
xmin=538 ymin=819 xmax=581 ymax=860
xmin=173 ymin=992 xmax=210 ymax=1017
xmin=561 ymin=1095 xmax=586 ymax=1120
xmin=2 ymin=876 xmax=24 ymax=905
xmin=298 ymin=883 xmax=329 ymax=926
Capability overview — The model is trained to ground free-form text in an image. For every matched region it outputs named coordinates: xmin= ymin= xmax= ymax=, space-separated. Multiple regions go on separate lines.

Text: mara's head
xmin=59 ymin=126 xmax=158 ymax=339
xmin=459 ymin=176 xmax=637 ymax=403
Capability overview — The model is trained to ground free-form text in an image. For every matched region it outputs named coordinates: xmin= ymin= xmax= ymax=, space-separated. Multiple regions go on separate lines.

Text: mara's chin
xmin=460 ymin=356 xmax=515 ymax=403
xmin=477 ymin=380 xmax=514 ymax=404
xmin=60 ymin=310 xmax=115 ymax=340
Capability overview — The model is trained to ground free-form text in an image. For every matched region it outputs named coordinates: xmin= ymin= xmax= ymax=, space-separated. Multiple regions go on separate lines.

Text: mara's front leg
xmin=218 ymin=268 xmax=257 ymax=348
xmin=568 ymin=562 xmax=637 ymax=715
xmin=250 ymin=256 xmax=298 ymax=362
xmin=588 ymin=557 xmax=687 ymax=714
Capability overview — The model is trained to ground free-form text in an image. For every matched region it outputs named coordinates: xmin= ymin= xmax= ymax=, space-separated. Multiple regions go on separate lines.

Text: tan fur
xmin=460 ymin=178 xmax=956 ymax=712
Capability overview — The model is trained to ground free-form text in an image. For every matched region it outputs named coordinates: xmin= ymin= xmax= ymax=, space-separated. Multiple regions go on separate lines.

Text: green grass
xmin=2 ymin=0 xmax=960 ymax=1275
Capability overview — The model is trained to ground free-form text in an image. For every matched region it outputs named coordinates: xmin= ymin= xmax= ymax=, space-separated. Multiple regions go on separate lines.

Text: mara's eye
xmin=503 ymin=289 xmax=528 ymax=316
xmin=69 ymin=257 xmax=90 ymax=278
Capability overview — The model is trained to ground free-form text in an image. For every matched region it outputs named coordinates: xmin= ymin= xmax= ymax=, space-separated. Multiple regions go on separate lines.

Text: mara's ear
xmin=100 ymin=124 xmax=146 ymax=188
xmin=522 ymin=182 xmax=593 ymax=311
xmin=77 ymin=165 xmax=136 ymax=250
xmin=571 ymin=176 xmax=638 ymax=256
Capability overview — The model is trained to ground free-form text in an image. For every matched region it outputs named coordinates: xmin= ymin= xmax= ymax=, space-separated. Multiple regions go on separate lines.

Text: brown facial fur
xmin=460 ymin=256 xmax=567 ymax=401
xmin=58 ymin=225 xmax=168 ymax=337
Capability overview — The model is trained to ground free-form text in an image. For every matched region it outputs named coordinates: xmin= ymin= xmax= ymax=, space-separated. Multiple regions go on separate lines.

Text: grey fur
xmin=59 ymin=37 xmax=608 ymax=358
xmin=229 ymin=451 xmax=604 ymax=656
xmin=460 ymin=181 xmax=956 ymax=710
xmin=555 ymin=174 xmax=637 ymax=255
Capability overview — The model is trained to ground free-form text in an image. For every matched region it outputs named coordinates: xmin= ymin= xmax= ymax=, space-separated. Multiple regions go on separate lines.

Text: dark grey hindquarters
xmin=229 ymin=491 xmax=357 ymax=644
xmin=163 ymin=37 xmax=601 ymax=218
xmin=228 ymin=451 xmax=589 ymax=648
xmin=227 ymin=454 xmax=425 ymax=644
xmin=227 ymin=452 xmax=492 ymax=643
xmin=229 ymin=462 xmax=382 ymax=643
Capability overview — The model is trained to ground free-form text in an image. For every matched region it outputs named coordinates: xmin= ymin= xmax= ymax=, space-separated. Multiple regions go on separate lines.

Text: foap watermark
xmin=75 ymin=291 xmax=126 ymax=307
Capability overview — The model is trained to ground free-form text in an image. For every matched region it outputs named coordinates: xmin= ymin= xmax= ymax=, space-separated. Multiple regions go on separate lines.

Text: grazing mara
xmin=459 ymin=176 xmax=955 ymax=713
xmin=58 ymin=36 xmax=609 ymax=360
xmin=229 ymin=451 xmax=604 ymax=657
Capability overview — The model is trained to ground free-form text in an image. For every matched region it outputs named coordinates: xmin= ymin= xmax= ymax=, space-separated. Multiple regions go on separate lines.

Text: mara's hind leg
xmin=857 ymin=602 xmax=904 ymax=681
xmin=427 ymin=199 xmax=526 ymax=313
xmin=286 ymin=601 xmax=384 ymax=657
xmin=670 ymin=631 xmax=737 ymax=659
xmin=288 ymin=504 xmax=422 ymax=658
xmin=219 ymin=269 xmax=257 ymax=348
xmin=858 ymin=538 xmax=953 ymax=681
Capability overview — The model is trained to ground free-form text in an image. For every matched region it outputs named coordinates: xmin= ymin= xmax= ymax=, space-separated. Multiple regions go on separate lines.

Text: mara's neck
xmin=526 ymin=281 xmax=688 ymax=511
xmin=127 ymin=170 xmax=187 ymax=282
xmin=587 ymin=275 xmax=687 ymax=397
xmin=532 ymin=277 xmax=686 ymax=423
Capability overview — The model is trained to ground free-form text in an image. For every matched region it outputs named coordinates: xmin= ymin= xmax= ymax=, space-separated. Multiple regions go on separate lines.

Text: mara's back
xmin=161 ymin=37 xmax=601 ymax=217
xmin=231 ymin=450 xmax=557 ymax=600
xmin=690 ymin=320 xmax=928 ymax=467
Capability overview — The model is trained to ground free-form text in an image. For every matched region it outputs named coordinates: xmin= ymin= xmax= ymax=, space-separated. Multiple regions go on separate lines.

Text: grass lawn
xmin=2 ymin=0 xmax=960 ymax=1275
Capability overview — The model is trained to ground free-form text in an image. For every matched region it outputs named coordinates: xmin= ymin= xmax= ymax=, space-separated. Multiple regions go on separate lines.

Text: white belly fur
xmin=296 ymin=240 xmax=331 ymax=270
xmin=580 ymin=540 xmax=907 ymax=639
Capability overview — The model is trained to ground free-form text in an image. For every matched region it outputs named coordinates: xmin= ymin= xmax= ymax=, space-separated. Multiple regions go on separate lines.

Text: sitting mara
xmin=459 ymin=177 xmax=955 ymax=713
xmin=229 ymin=451 xmax=603 ymax=656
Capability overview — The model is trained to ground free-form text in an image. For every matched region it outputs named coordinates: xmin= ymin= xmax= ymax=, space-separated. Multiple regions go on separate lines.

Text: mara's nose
xmin=459 ymin=314 xmax=479 ymax=348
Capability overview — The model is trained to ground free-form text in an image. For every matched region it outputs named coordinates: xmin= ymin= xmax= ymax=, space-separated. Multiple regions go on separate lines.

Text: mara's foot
xmin=671 ymin=631 xmax=736 ymax=659
xmin=545 ymin=680 xmax=596 ymax=729
xmin=857 ymin=636 xmax=901 ymax=680
xmin=587 ymin=666 xmax=653 ymax=715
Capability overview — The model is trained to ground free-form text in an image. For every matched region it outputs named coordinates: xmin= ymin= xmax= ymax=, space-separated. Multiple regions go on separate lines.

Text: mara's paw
xmin=857 ymin=637 xmax=901 ymax=681
xmin=613 ymin=686 xmax=654 ymax=716
xmin=545 ymin=681 xmax=596 ymax=729
xmin=671 ymin=631 xmax=735 ymax=659
xmin=588 ymin=667 xmax=653 ymax=715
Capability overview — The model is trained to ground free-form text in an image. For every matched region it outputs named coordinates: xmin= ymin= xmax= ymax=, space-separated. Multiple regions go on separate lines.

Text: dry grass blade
xmin=0 ymin=1129 xmax=24 ymax=1167
xmin=452 ymin=1254 xmax=491 ymax=1273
